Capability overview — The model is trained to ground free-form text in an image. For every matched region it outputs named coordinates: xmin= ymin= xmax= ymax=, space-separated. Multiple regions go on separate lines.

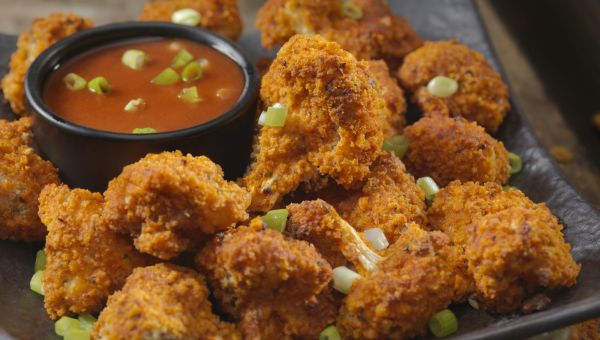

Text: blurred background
xmin=0 ymin=0 xmax=598 ymax=208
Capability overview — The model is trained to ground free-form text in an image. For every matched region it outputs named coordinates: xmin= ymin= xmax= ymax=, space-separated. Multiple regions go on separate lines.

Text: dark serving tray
xmin=0 ymin=1 xmax=598 ymax=339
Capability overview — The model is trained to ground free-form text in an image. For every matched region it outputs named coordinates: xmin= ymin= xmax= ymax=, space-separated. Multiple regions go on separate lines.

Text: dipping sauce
xmin=43 ymin=39 xmax=244 ymax=133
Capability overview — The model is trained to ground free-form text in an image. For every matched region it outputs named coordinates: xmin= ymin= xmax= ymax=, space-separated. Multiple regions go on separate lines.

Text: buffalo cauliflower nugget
xmin=103 ymin=151 xmax=250 ymax=260
xmin=139 ymin=0 xmax=242 ymax=41
xmin=0 ymin=118 xmax=61 ymax=241
xmin=338 ymin=223 xmax=466 ymax=339
xmin=256 ymin=0 xmax=422 ymax=69
xmin=398 ymin=40 xmax=510 ymax=132
xmin=366 ymin=60 xmax=407 ymax=137
xmin=403 ymin=115 xmax=510 ymax=187
xmin=39 ymin=184 xmax=152 ymax=319
xmin=241 ymin=34 xmax=386 ymax=212
xmin=466 ymin=207 xmax=580 ymax=313
xmin=569 ymin=319 xmax=600 ymax=340
xmin=93 ymin=263 xmax=239 ymax=340
xmin=1 ymin=13 xmax=92 ymax=114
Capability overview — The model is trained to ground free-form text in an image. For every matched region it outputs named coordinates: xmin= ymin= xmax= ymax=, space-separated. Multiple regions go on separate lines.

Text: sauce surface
xmin=44 ymin=39 xmax=244 ymax=133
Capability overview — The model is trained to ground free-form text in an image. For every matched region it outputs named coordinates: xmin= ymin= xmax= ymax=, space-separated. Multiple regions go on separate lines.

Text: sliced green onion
xmin=55 ymin=316 xmax=82 ymax=336
xmin=78 ymin=314 xmax=97 ymax=331
xmin=171 ymin=8 xmax=202 ymax=26
xmin=181 ymin=61 xmax=203 ymax=82
xmin=503 ymin=185 xmax=516 ymax=192
xmin=508 ymin=152 xmax=523 ymax=175
xmin=427 ymin=76 xmax=458 ymax=98
xmin=63 ymin=73 xmax=87 ymax=91
xmin=332 ymin=266 xmax=361 ymax=294
xmin=121 ymin=49 xmax=149 ymax=70
xmin=34 ymin=249 xmax=46 ymax=272
xmin=64 ymin=328 xmax=90 ymax=340
xmin=124 ymin=98 xmax=146 ymax=112
xmin=467 ymin=295 xmax=480 ymax=310
xmin=340 ymin=0 xmax=363 ymax=20
xmin=257 ymin=111 xmax=267 ymax=126
xmin=417 ymin=176 xmax=440 ymax=203
xmin=197 ymin=58 xmax=209 ymax=69
xmin=364 ymin=228 xmax=389 ymax=251
xmin=171 ymin=48 xmax=194 ymax=68
xmin=262 ymin=209 xmax=289 ymax=232
xmin=382 ymin=135 xmax=409 ymax=159
xmin=319 ymin=325 xmax=342 ymax=340
xmin=178 ymin=86 xmax=203 ymax=103
xmin=151 ymin=67 xmax=180 ymax=85
xmin=428 ymin=309 xmax=458 ymax=337
xmin=87 ymin=76 xmax=112 ymax=95
xmin=30 ymin=270 xmax=44 ymax=295
xmin=264 ymin=103 xmax=288 ymax=127
xmin=132 ymin=127 xmax=157 ymax=134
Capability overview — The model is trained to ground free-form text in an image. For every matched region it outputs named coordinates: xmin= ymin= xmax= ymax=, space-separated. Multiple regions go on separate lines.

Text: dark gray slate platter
xmin=0 ymin=1 xmax=598 ymax=339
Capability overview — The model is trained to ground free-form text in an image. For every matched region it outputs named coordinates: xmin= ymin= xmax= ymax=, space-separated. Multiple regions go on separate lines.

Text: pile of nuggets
xmin=0 ymin=1 xmax=594 ymax=339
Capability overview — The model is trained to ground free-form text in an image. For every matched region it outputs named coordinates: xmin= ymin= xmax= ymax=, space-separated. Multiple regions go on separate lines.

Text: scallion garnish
xmin=34 ymin=249 xmax=46 ymax=272
xmin=87 ymin=76 xmax=112 ymax=95
xmin=77 ymin=314 xmax=97 ymax=331
xmin=151 ymin=67 xmax=180 ymax=85
xmin=55 ymin=316 xmax=82 ymax=336
xmin=171 ymin=8 xmax=202 ymax=26
xmin=364 ymin=228 xmax=389 ymax=251
xmin=427 ymin=76 xmax=458 ymax=98
xmin=261 ymin=209 xmax=289 ymax=232
xmin=171 ymin=48 xmax=194 ymax=68
xmin=263 ymin=103 xmax=288 ymax=127
xmin=417 ymin=176 xmax=440 ymax=204
xmin=319 ymin=325 xmax=342 ymax=340
xmin=332 ymin=266 xmax=361 ymax=294
xmin=132 ymin=127 xmax=158 ymax=134
xmin=178 ymin=86 xmax=203 ymax=103
xmin=181 ymin=61 xmax=203 ymax=82
xmin=121 ymin=49 xmax=149 ymax=70
xmin=340 ymin=0 xmax=363 ymax=20
xmin=382 ymin=135 xmax=410 ymax=159
xmin=124 ymin=98 xmax=146 ymax=112
xmin=508 ymin=152 xmax=523 ymax=175
xmin=63 ymin=73 xmax=87 ymax=91
xmin=428 ymin=309 xmax=458 ymax=337
xmin=30 ymin=270 xmax=44 ymax=296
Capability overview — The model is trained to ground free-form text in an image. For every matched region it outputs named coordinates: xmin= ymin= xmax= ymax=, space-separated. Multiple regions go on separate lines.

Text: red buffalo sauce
xmin=43 ymin=38 xmax=244 ymax=133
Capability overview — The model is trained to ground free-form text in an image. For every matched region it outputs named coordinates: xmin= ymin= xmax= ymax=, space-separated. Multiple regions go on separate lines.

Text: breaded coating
xmin=92 ymin=263 xmax=239 ymax=340
xmin=241 ymin=34 xmax=386 ymax=212
xmin=256 ymin=0 xmax=422 ymax=69
xmin=334 ymin=152 xmax=427 ymax=242
xmin=427 ymin=181 xmax=537 ymax=246
xmin=569 ymin=319 xmax=600 ymax=340
xmin=287 ymin=199 xmax=383 ymax=272
xmin=1 ymin=13 xmax=92 ymax=114
xmin=466 ymin=207 xmax=580 ymax=313
xmin=337 ymin=224 xmax=462 ymax=339
xmin=39 ymin=184 xmax=151 ymax=319
xmin=103 ymin=151 xmax=250 ymax=260
xmin=138 ymin=0 xmax=242 ymax=41
xmin=196 ymin=226 xmax=332 ymax=316
xmin=366 ymin=60 xmax=407 ymax=137
xmin=403 ymin=115 xmax=510 ymax=187
xmin=0 ymin=118 xmax=61 ymax=241
xmin=398 ymin=40 xmax=510 ymax=132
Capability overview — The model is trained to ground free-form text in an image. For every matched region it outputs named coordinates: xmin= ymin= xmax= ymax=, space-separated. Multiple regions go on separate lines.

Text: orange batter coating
xmin=465 ymin=207 xmax=580 ymax=313
xmin=569 ymin=319 xmax=600 ymax=340
xmin=103 ymin=151 xmax=250 ymax=260
xmin=39 ymin=184 xmax=152 ymax=319
xmin=337 ymin=223 xmax=466 ymax=339
xmin=93 ymin=263 xmax=239 ymax=339
xmin=1 ymin=13 xmax=92 ymax=114
xmin=397 ymin=40 xmax=510 ymax=132
xmin=366 ymin=60 xmax=407 ymax=137
xmin=240 ymin=34 xmax=386 ymax=212
xmin=403 ymin=115 xmax=510 ymax=187
xmin=256 ymin=0 xmax=423 ymax=69
xmin=138 ymin=0 xmax=242 ymax=41
xmin=0 ymin=118 xmax=61 ymax=241
xmin=334 ymin=152 xmax=427 ymax=243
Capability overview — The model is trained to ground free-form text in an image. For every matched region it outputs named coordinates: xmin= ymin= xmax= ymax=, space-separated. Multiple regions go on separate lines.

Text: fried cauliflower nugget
xmin=138 ymin=0 xmax=242 ymax=41
xmin=569 ymin=319 xmax=600 ymax=340
xmin=366 ymin=60 xmax=407 ymax=137
xmin=103 ymin=151 xmax=250 ymax=260
xmin=403 ymin=115 xmax=510 ymax=187
xmin=0 ymin=118 xmax=61 ymax=241
xmin=337 ymin=224 xmax=464 ymax=339
xmin=465 ymin=207 xmax=580 ymax=313
xmin=398 ymin=40 xmax=510 ymax=132
xmin=39 ymin=184 xmax=152 ymax=319
xmin=1 ymin=13 xmax=92 ymax=114
xmin=92 ymin=263 xmax=240 ymax=340
xmin=241 ymin=34 xmax=386 ymax=212
xmin=256 ymin=0 xmax=422 ymax=69
xmin=427 ymin=181 xmax=537 ymax=246
xmin=334 ymin=152 xmax=427 ymax=242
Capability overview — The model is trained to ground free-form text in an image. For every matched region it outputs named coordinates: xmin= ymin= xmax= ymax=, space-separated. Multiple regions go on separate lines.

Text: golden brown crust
xmin=241 ymin=35 xmax=386 ymax=212
xmin=138 ymin=0 xmax=242 ymax=41
xmin=1 ymin=13 xmax=92 ymax=114
xmin=397 ymin=40 xmax=510 ymax=132
xmin=0 ymin=118 xmax=61 ymax=241
xmin=403 ymin=115 xmax=510 ymax=187
xmin=465 ymin=207 xmax=580 ymax=313
xmin=39 ymin=184 xmax=152 ymax=319
xmin=103 ymin=151 xmax=250 ymax=260
xmin=92 ymin=263 xmax=240 ymax=340
xmin=365 ymin=60 xmax=407 ymax=137
xmin=569 ymin=319 xmax=600 ymax=340
xmin=256 ymin=0 xmax=422 ymax=69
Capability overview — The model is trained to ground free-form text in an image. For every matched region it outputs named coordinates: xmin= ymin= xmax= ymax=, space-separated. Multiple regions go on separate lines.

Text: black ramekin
xmin=25 ymin=22 xmax=259 ymax=191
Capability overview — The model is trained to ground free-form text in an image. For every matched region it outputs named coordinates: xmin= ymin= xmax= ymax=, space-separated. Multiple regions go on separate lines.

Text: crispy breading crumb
xmin=551 ymin=145 xmax=574 ymax=163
